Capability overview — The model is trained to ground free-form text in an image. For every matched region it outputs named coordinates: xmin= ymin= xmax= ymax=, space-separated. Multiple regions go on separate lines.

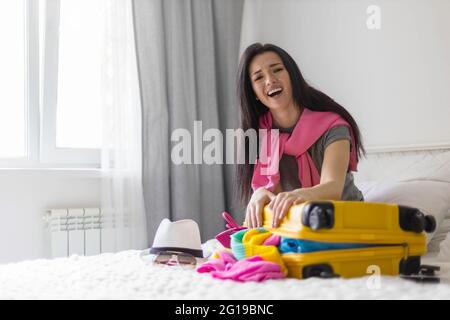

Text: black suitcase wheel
xmin=419 ymin=264 xmax=440 ymax=276
xmin=303 ymin=264 xmax=339 ymax=279
xmin=399 ymin=256 xmax=421 ymax=275
xmin=410 ymin=211 xmax=425 ymax=233
xmin=401 ymin=263 xmax=441 ymax=283
xmin=309 ymin=207 xmax=328 ymax=230
xmin=424 ymin=215 xmax=436 ymax=233
xmin=401 ymin=275 xmax=440 ymax=283
xmin=399 ymin=206 xmax=426 ymax=233
xmin=302 ymin=202 xmax=334 ymax=230
xmin=318 ymin=271 xmax=340 ymax=279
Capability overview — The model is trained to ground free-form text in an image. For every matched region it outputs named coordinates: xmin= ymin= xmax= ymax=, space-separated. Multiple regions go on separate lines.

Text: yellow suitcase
xmin=262 ymin=201 xmax=437 ymax=279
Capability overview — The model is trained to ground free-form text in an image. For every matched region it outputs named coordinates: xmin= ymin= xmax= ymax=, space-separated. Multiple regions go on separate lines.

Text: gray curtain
xmin=133 ymin=0 xmax=244 ymax=243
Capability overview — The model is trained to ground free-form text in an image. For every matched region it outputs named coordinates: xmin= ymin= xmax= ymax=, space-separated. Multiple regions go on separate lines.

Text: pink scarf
xmin=251 ymin=108 xmax=358 ymax=192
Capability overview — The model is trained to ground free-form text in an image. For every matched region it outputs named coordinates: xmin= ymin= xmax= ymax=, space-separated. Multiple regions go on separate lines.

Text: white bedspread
xmin=1 ymin=250 xmax=450 ymax=300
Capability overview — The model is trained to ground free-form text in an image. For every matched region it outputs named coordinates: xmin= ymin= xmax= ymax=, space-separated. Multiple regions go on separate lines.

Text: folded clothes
xmin=279 ymin=238 xmax=380 ymax=254
xmin=196 ymin=251 xmax=286 ymax=282
xmin=231 ymin=228 xmax=287 ymax=274
xmin=197 ymin=229 xmax=287 ymax=282
xmin=231 ymin=228 xmax=271 ymax=260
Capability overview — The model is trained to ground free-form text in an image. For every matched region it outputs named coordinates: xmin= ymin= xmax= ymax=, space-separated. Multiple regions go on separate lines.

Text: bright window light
xmin=56 ymin=0 xmax=103 ymax=149
xmin=0 ymin=0 xmax=26 ymax=158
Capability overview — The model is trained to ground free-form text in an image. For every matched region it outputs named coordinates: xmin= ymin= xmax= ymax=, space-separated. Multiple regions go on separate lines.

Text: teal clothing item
xmin=279 ymin=238 xmax=380 ymax=254
xmin=230 ymin=227 xmax=268 ymax=260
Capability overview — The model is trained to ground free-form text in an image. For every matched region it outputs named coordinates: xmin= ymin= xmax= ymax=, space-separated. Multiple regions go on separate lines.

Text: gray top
xmin=274 ymin=123 xmax=364 ymax=201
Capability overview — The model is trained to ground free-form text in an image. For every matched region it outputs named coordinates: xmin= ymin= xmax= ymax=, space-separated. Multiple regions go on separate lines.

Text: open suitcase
xmin=262 ymin=201 xmax=439 ymax=280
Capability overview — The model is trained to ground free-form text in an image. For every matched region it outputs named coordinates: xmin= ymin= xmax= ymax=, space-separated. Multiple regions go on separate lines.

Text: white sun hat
xmin=149 ymin=218 xmax=204 ymax=258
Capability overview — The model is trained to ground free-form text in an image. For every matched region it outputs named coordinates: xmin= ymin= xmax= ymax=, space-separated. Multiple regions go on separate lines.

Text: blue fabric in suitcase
xmin=279 ymin=238 xmax=380 ymax=254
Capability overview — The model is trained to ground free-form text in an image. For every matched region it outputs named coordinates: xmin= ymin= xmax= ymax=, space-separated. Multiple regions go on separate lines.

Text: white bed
xmin=1 ymin=149 xmax=450 ymax=300
xmin=0 ymin=248 xmax=449 ymax=300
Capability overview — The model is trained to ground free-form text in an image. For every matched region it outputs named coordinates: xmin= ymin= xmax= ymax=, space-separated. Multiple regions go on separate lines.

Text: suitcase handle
xmin=222 ymin=211 xmax=242 ymax=229
xmin=215 ymin=212 xmax=247 ymax=249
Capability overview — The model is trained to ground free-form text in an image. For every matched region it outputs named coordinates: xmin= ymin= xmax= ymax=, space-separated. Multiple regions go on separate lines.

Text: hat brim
xmin=140 ymin=250 xmax=206 ymax=265
xmin=150 ymin=246 xmax=204 ymax=258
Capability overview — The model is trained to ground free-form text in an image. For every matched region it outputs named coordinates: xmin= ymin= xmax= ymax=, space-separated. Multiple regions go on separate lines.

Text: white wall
xmin=0 ymin=170 xmax=100 ymax=264
xmin=240 ymin=0 xmax=450 ymax=150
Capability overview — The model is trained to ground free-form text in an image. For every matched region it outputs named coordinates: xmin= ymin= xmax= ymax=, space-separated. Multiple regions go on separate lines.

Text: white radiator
xmin=44 ymin=208 xmax=115 ymax=258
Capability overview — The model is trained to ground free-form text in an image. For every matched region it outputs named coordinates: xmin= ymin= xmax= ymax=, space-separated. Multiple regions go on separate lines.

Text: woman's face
xmin=248 ymin=51 xmax=294 ymax=111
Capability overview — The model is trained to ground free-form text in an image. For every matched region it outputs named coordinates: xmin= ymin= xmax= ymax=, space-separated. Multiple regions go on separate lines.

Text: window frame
xmin=0 ymin=0 xmax=39 ymax=168
xmin=0 ymin=0 xmax=100 ymax=168
xmin=40 ymin=0 xmax=100 ymax=167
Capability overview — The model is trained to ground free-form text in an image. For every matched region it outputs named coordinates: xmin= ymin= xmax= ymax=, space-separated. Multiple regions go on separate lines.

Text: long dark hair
xmin=235 ymin=43 xmax=365 ymax=209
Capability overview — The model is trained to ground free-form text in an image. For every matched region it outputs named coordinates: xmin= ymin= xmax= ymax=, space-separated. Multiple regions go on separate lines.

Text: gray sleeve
xmin=321 ymin=125 xmax=352 ymax=151
xmin=308 ymin=125 xmax=353 ymax=174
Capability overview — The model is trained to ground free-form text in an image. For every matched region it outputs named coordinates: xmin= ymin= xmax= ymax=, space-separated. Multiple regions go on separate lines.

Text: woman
xmin=236 ymin=43 xmax=365 ymax=229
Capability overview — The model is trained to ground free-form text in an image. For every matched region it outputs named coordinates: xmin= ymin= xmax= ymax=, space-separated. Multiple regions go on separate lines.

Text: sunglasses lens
xmin=153 ymin=251 xmax=196 ymax=266
xmin=177 ymin=253 xmax=196 ymax=265
xmin=154 ymin=252 xmax=173 ymax=264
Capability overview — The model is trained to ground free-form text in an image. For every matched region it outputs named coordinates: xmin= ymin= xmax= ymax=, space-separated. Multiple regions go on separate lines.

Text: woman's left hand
xmin=268 ymin=189 xmax=312 ymax=228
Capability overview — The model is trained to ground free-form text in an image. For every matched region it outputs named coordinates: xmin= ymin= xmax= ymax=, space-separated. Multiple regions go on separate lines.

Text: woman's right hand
xmin=245 ymin=188 xmax=275 ymax=228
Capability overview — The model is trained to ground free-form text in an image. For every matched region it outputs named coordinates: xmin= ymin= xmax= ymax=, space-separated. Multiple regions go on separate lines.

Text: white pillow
xmin=429 ymin=217 xmax=450 ymax=252
xmin=438 ymin=218 xmax=450 ymax=261
xmin=354 ymin=150 xmax=450 ymax=185
xmin=358 ymin=180 xmax=450 ymax=244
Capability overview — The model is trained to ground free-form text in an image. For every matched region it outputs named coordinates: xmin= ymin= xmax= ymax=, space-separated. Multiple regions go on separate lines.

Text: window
xmin=41 ymin=0 xmax=104 ymax=165
xmin=56 ymin=0 xmax=103 ymax=150
xmin=0 ymin=0 xmax=104 ymax=167
xmin=0 ymin=0 xmax=27 ymax=159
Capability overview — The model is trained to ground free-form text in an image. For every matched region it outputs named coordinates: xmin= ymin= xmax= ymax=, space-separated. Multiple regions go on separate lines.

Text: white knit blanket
xmin=1 ymin=249 xmax=449 ymax=300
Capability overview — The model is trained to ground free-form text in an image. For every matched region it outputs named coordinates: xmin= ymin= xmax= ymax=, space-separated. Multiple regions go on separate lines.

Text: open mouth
xmin=267 ymin=88 xmax=283 ymax=98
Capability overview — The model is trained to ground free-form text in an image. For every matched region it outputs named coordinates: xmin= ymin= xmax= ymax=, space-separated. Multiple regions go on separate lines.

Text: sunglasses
xmin=152 ymin=251 xmax=197 ymax=267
